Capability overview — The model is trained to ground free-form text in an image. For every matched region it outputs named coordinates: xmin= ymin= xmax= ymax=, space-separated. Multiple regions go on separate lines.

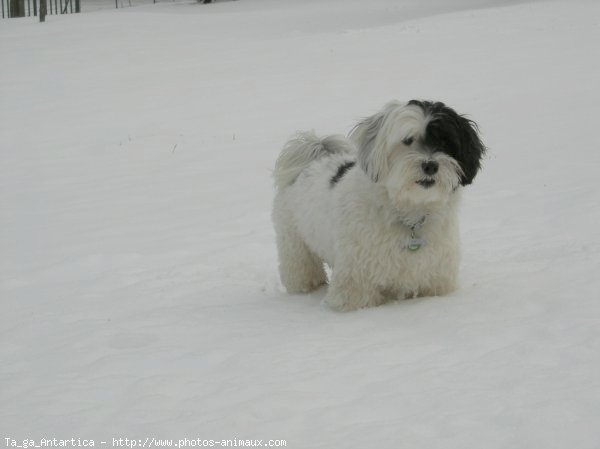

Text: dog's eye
xmin=402 ymin=136 xmax=414 ymax=146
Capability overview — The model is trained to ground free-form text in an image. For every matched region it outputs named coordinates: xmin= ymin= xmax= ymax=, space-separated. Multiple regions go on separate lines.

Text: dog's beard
xmin=383 ymin=150 xmax=462 ymax=207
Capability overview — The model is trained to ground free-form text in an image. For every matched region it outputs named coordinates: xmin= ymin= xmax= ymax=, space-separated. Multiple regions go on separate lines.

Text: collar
xmin=398 ymin=214 xmax=428 ymax=252
xmin=397 ymin=214 xmax=427 ymax=231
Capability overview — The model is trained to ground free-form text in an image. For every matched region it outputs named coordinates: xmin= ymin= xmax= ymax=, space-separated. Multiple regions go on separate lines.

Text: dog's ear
xmin=422 ymin=101 xmax=486 ymax=186
xmin=349 ymin=109 xmax=389 ymax=182
xmin=455 ymin=116 xmax=485 ymax=186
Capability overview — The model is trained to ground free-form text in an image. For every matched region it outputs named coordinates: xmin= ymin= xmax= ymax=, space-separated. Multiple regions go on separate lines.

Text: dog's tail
xmin=273 ymin=131 xmax=354 ymax=190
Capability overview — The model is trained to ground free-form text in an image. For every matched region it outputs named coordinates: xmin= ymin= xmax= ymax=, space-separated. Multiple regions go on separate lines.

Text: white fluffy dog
xmin=272 ymin=100 xmax=485 ymax=311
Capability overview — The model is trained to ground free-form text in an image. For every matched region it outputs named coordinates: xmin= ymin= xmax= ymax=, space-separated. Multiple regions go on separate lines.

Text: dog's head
xmin=350 ymin=100 xmax=485 ymax=206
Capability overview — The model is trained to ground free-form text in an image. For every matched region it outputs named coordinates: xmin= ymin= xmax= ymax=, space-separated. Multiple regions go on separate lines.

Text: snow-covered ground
xmin=2 ymin=0 xmax=600 ymax=447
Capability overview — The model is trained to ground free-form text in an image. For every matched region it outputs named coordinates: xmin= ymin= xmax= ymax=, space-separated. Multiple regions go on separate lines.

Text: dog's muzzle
xmin=417 ymin=178 xmax=436 ymax=188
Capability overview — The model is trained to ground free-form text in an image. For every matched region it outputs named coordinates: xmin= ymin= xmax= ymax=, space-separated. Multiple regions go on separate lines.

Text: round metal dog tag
xmin=407 ymin=238 xmax=426 ymax=251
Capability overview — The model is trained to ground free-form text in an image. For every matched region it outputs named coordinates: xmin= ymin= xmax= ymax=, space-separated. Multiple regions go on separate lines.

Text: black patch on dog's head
xmin=330 ymin=161 xmax=356 ymax=187
xmin=408 ymin=100 xmax=486 ymax=185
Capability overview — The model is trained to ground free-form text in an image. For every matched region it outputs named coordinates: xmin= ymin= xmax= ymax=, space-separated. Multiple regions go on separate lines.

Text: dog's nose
xmin=422 ymin=161 xmax=439 ymax=176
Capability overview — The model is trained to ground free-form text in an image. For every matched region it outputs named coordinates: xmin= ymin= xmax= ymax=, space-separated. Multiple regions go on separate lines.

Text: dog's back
xmin=273 ymin=131 xmax=354 ymax=190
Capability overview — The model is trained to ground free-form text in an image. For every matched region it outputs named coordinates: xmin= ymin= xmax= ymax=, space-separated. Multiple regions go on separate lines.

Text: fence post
xmin=75 ymin=0 xmax=79 ymax=12
xmin=39 ymin=0 xmax=46 ymax=21
xmin=10 ymin=0 xmax=25 ymax=16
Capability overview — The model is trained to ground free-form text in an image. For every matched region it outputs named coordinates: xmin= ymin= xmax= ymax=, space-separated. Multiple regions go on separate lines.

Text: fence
xmin=1 ymin=0 xmax=222 ymax=18
xmin=1 ymin=0 xmax=80 ymax=18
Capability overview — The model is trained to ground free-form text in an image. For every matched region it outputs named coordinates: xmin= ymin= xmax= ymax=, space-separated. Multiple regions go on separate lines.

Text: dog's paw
xmin=323 ymin=292 xmax=362 ymax=312
xmin=323 ymin=297 xmax=351 ymax=312
xmin=324 ymin=286 xmax=389 ymax=311
xmin=284 ymin=277 xmax=326 ymax=294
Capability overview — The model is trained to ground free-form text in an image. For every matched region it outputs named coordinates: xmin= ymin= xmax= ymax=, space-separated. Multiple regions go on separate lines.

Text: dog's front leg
xmin=419 ymin=275 xmax=458 ymax=298
xmin=324 ymin=270 xmax=385 ymax=311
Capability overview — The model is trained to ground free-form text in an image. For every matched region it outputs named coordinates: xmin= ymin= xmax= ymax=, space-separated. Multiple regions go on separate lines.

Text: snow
xmin=2 ymin=0 xmax=600 ymax=447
